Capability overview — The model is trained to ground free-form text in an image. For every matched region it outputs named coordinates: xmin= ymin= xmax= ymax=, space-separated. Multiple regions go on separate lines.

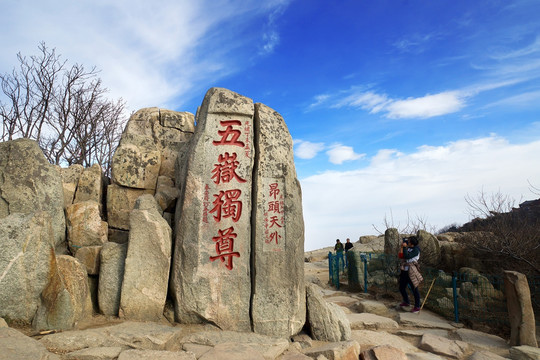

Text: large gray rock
xmin=119 ymin=197 xmax=171 ymax=321
xmin=418 ymin=333 xmax=469 ymax=359
xmin=0 ymin=327 xmax=60 ymax=360
xmin=303 ymin=340 xmax=360 ymax=360
xmin=0 ymin=139 xmax=66 ymax=253
xmin=98 ymin=242 xmax=127 ymax=316
xmin=383 ymin=228 xmax=400 ymax=255
xmin=504 ymin=270 xmax=538 ymax=347
xmin=509 ymin=345 xmax=540 ymax=360
xmin=111 ymin=108 xmax=194 ymax=189
xmin=118 ymin=349 xmax=196 ymax=360
xmin=306 ymin=283 xmax=351 ymax=342
xmin=65 ymin=200 xmax=108 ymax=252
xmin=74 ymin=246 xmax=102 ymax=275
xmin=0 ymin=212 xmax=56 ymax=324
xmin=106 ymin=183 xmax=153 ymax=230
xmin=39 ymin=321 xmax=188 ymax=352
xmin=33 ymin=255 xmax=93 ymax=331
xmin=73 ymin=163 xmax=104 ymax=206
xmin=250 ymin=103 xmax=305 ymax=338
xmin=171 ymin=88 xmax=254 ymax=331
xmin=59 ymin=164 xmax=84 ymax=208
xmin=417 ymin=230 xmax=441 ymax=267
xmin=181 ymin=330 xmax=289 ymax=359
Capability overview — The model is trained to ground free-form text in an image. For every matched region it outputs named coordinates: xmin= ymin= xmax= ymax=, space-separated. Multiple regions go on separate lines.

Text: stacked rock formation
xmin=171 ymin=88 xmax=305 ymax=337
xmin=0 ymin=88 xmax=309 ymax=339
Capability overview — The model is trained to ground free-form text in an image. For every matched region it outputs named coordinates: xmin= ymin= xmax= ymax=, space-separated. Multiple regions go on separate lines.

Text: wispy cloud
xmin=326 ymin=144 xmax=365 ymax=164
xmin=385 ymin=91 xmax=465 ymax=118
xmin=301 ymin=135 xmax=540 ymax=250
xmin=392 ymin=32 xmax=442 ymax=54
xmin=0 ymin=1 xmax=289 ymax=112
xmin=312 ymin=73 xmax=535 ymax=119
xmin=258 ymin=0 xmax=291 ymax=55
xmin=329 ymin=89 xmax=466 ymax=119
xmin=483 ymin=90 xmax=540 ymax=109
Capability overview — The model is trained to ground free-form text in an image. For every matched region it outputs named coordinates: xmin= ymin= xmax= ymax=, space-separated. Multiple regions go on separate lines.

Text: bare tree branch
xmin=0 ymin=42 xmax=126 ymax=176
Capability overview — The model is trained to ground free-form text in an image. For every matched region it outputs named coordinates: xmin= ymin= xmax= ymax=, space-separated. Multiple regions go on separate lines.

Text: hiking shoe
xmin=399 ymin=302 xmax=410 ymax=307
xmin=411 ymin=307 xmax=421 ymax=313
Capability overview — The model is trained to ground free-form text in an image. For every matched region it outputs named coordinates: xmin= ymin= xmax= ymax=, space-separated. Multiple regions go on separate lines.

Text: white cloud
xmin=294 ymin=140 xmax=325 ymax=159
xmin=333 ymin=89 xmax=466 ymax=119
xmin=385 ymin=91 xmax=465 ymax=118
xmin=0 ymin=1 xmax=286 ymax=112
xmin=300 ymin=135 xmax=540 ymax=251
xmin=326 ymin=144 xmax=365 ymax=164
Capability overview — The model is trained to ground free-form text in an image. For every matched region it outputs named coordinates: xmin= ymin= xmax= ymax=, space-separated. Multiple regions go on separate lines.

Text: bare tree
xmin=0 ymin=42 xmax=126 ymax=175
xmin=460 ymin=188 xmax=540 ymax=275
xmin=372 ymin=209 xmax=436 ymax=235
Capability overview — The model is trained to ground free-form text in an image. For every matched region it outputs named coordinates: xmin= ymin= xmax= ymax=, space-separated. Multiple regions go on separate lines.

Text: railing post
xmin=328 ymin=252 xmax=333 ymax=283
xmin=363 ymin=255 xmax=368 ymax=293
xmin=452 ymin=271 xmax=459 ymax=323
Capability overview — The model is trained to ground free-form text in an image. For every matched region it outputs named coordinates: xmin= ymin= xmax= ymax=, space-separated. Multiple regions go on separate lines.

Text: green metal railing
xmin=328 ymin=251 xmax=540 ymax=329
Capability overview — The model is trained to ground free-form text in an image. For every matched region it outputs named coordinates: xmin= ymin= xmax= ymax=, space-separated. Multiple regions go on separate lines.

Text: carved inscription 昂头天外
xmin=262 ymin=178 xmax=285 ymax=252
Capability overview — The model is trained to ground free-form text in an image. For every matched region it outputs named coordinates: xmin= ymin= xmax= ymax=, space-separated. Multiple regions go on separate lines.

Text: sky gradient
xmin=2 ymin=0 xmax=539 ymax=250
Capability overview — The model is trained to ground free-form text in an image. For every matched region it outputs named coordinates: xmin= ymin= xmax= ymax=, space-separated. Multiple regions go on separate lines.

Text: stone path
xmin=1 ymin=259 xmax=540 ymax=360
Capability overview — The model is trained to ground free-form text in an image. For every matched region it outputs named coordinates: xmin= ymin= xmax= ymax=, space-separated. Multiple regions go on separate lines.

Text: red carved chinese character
xmin=269 ymin=183 xmax=280 ymax=199
xmin=213 ymin=120 xmax=245 ymax=147
xmin=268 ymin=231 xmax=282 ymax=244
xmin=268 ymin=201 xmax=281 ymax=213
xmin=211 ymin=152 xmax=246 ymax=184
xmin=269 ymin=215 xmax=282 ymax=228
xmin=209 ymin=227 xmax=240 ymax=270
xmin=210 ymin=189 xmax=242 ymax=222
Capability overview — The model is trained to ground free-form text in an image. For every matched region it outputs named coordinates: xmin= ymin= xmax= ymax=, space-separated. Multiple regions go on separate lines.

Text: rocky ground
xmin=1 ymin=247 xmax=539 ymax=360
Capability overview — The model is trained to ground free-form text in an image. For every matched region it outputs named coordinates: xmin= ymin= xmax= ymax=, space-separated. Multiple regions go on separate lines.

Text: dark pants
xmin=399 ymin=270 xmax=420 ymax=307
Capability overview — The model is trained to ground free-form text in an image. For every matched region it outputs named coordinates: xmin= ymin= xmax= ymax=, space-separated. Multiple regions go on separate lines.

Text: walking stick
xmin=419 ymin=275 xmax=437 ymax=313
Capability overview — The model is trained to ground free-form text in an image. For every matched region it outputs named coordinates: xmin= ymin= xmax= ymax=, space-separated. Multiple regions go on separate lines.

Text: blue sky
xmin=2 ymin=0 xmax=540 ymax=250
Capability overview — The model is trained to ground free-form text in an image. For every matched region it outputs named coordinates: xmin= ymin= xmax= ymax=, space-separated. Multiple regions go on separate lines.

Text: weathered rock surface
xmin=0 ymin=138 xmax=66 ymax=253
xmin=350 ymin=330 xmax=418 ymax=354
xmin=111 ymin=108 xmax=194 ymax=189
xmin=418 ymin=333 xmax=469 ymax=359
xmin=306 ymin=283 xmax=351 ymax=342
xmin=303 ymin=340 xmax=360 ymax=360
xmin=509 ymin=345 xmax=540 ymax=360
xmin=59 ymin=164 xmax=84 ymax=208
xmin=360 ymin=344 xmax=408 ymax=360
xmin=33 ymin=255 xmax=93 ymax=331
xmin=66 ymin=200 xmax=108 ymax=251
xmin=171 ymin=88 xmax=254 ymax=331
xmin=346 ymin=313 xmax=399 ymax=330
xmin=73 ymin=163 xmax=104 ymax=206
xmin=106 ymin=183 xmax=153 ymax=230
xmin=251 ymin=102 xmax=306 ymax=338
xmin=504 ymin=270 xmax=538 ymax=347
xmin=98 ymin=242 xmax=128 ymax=316
xmin=0 ymin=212 xmax=56 ymax=324
xmin=182 ymin=330 xmax=290 ymax=359
xmin=0 ymin=327 xmax=60 ymax=360
xmin=74 ymin=245 xmax=102 ymax=275
xmin=417 ymin=230 xmax=441 ymax=267
xmin=119 ymin=196 xmax=171 ymax=321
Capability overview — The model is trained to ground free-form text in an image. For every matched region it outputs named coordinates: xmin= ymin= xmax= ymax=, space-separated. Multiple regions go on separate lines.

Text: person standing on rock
xmin=398 ymin=236 xmax=423 ymax=313
xmin=344 ymin=238 xmax=353 ymax=267
xmin=344 ymin=238 xmax=353 ymax=252
xmin=334 ymin=239 xmax=344 ymax=270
